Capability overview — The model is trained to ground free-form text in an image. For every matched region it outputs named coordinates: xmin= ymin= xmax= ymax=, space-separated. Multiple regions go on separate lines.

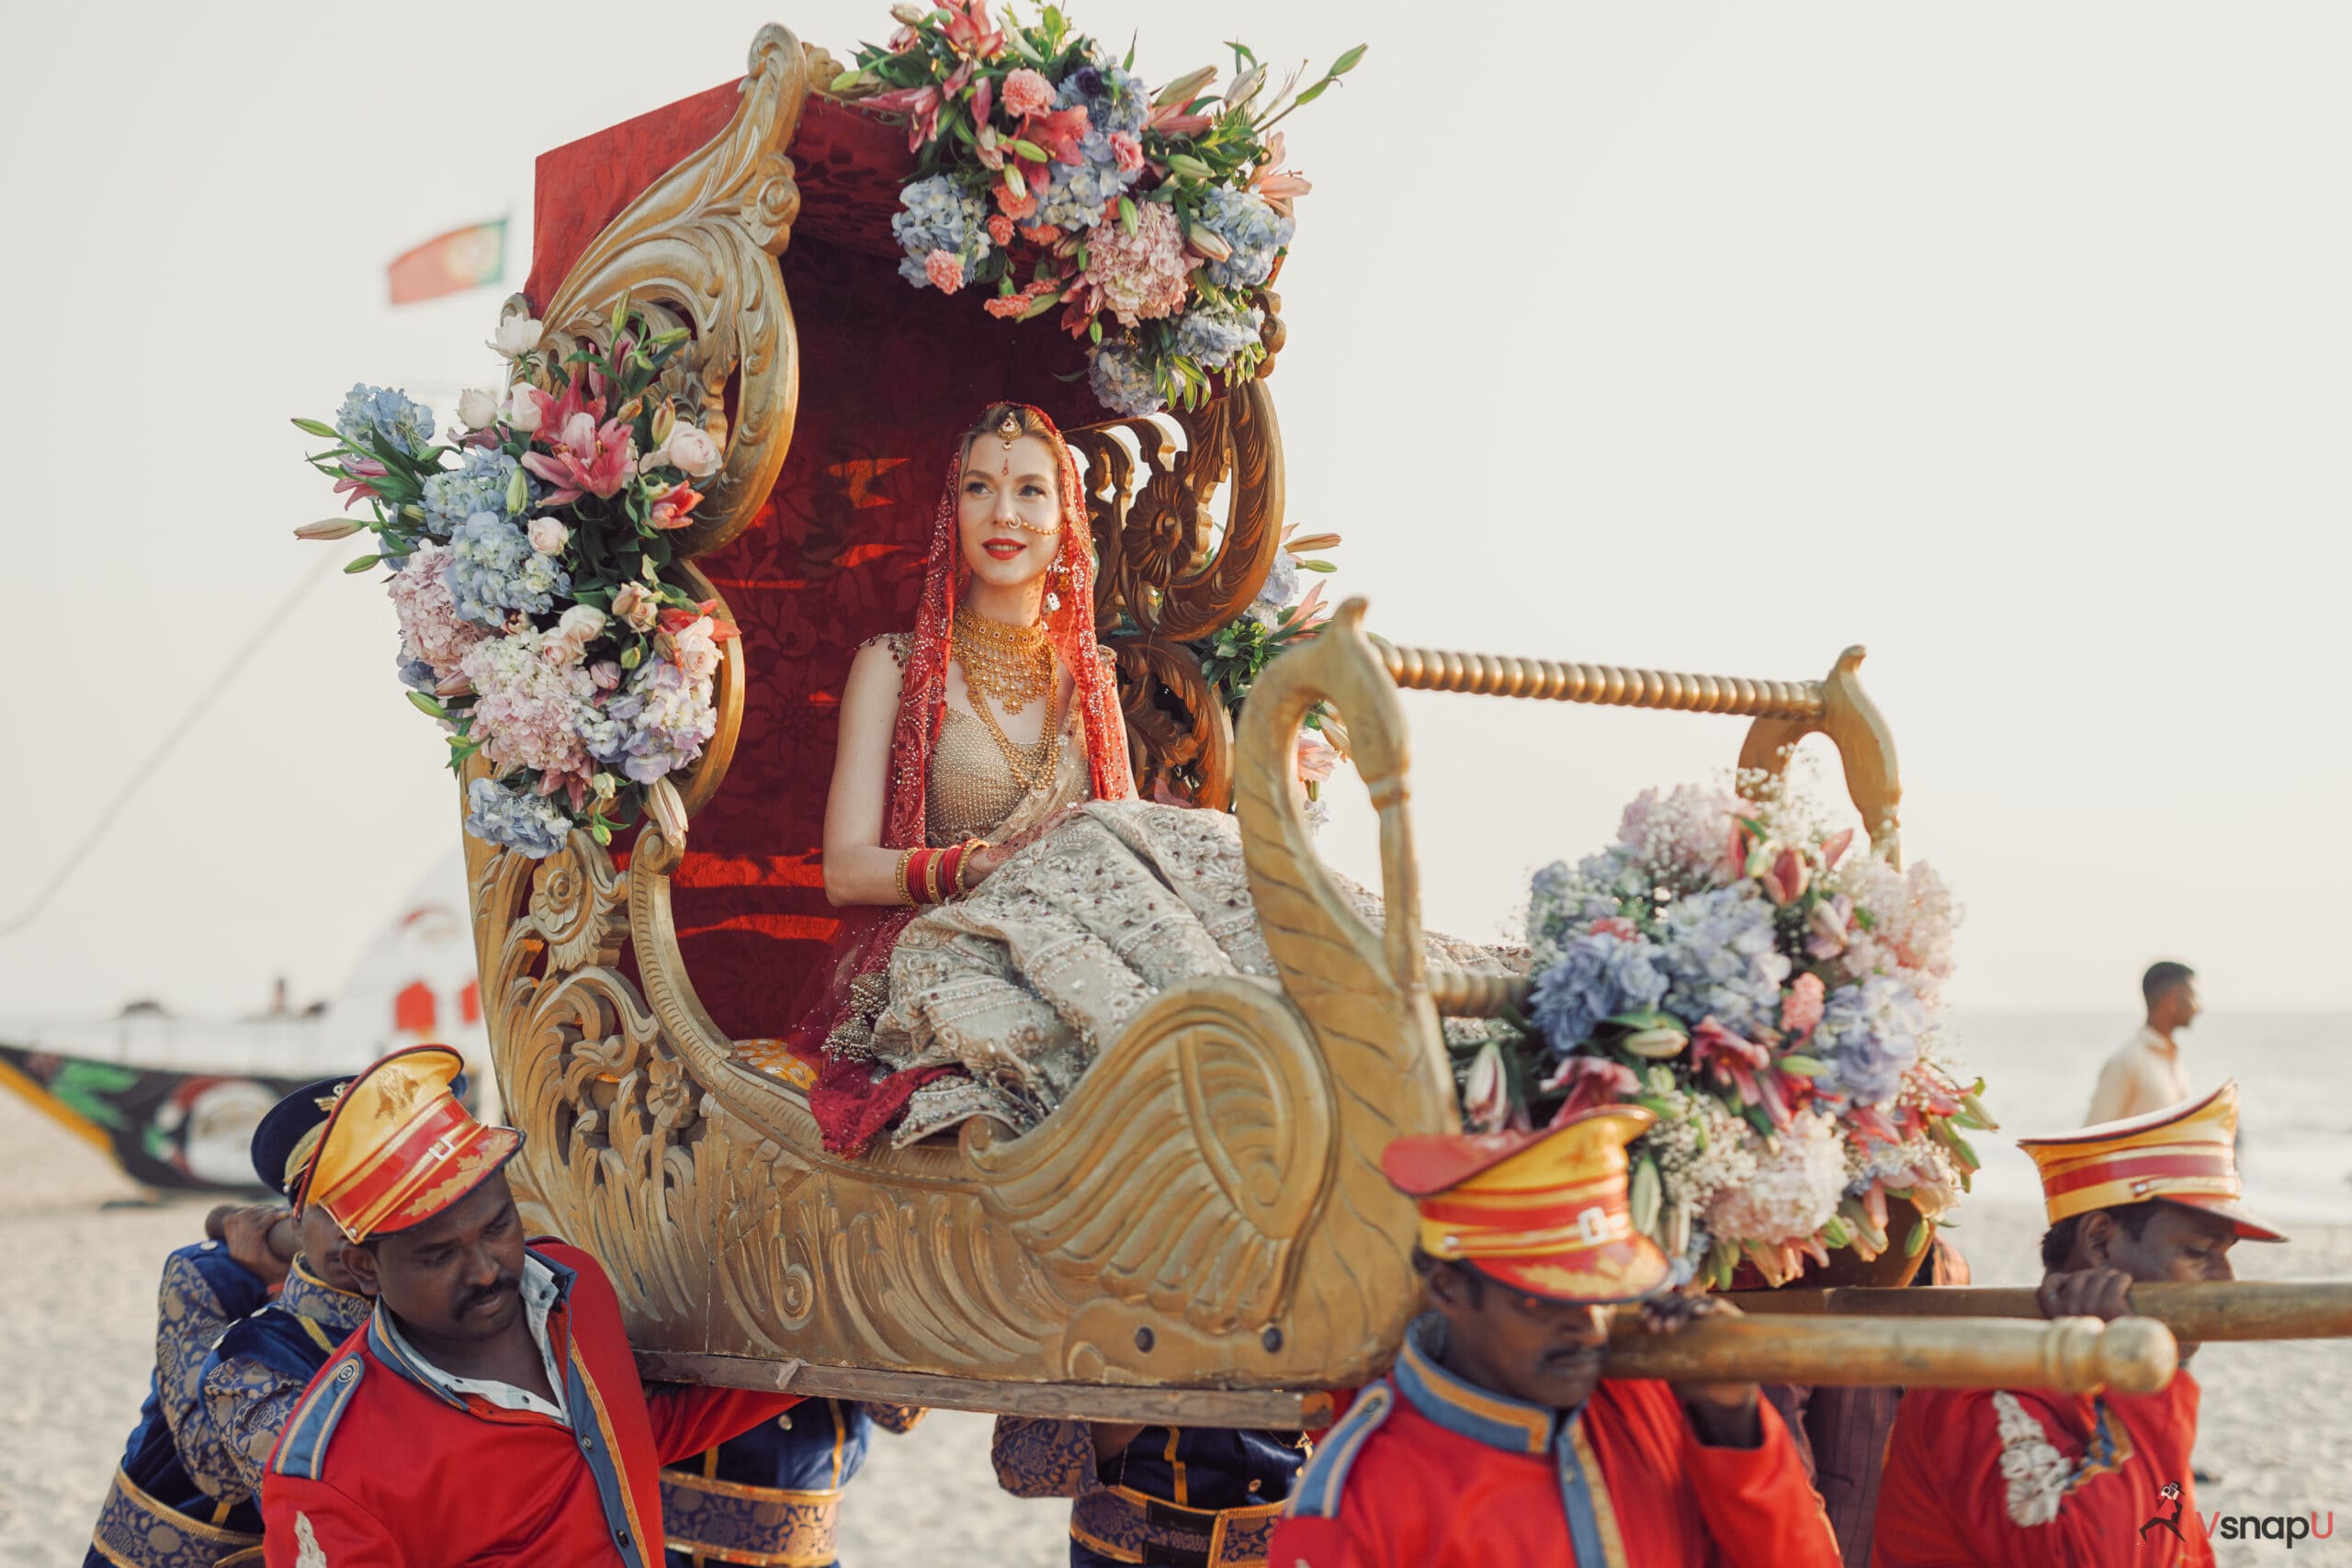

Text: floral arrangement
xmin=1464 ymin=777 xmax=1990 ymax=1287
xmin=293 ymin=299 xmax=739 ymax=858
xmin=834 ymin=2 xmax=1362 ymax=417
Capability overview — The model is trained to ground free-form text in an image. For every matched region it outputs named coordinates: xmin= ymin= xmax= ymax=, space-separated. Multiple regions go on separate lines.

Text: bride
xmin=788 ymin=402 xmax=1494 ymax=1155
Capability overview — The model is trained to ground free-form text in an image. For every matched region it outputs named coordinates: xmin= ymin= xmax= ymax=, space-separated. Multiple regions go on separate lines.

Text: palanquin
xmin=477 ymin=23 xmax=1928 ymax=1425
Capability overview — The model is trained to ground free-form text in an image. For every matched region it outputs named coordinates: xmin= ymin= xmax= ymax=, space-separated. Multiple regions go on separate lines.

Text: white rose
xmin=660 ymin=424 xmax=723 ymax=479
xmin=489 ymin=311 xmax=545 ymax=359
xmin=526 ymin=517 xmax=570 ymax=556
xmin=556 ymin=604 xmax=607 ymax=646
xmin=501 ymin=389 xmax=543 ymax=433
xmin=457 ymin=388 xmax=502 ymax=431
xmin=589 ymin=660 xmax=623 ymax=691
xmin=610 ymin=581 xmax=660 ymax=632
xmin=662 ymin=618 xmax=721 ymax=682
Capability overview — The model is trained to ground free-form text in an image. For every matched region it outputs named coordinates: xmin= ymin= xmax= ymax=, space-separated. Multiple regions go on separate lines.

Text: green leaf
xmin=290 ymin=417 xmax=342 ymax=440
xmin=343 ymin=554 xmax=381 ymax=574
xmin=406 ymin=691 xmax=448 ymax=719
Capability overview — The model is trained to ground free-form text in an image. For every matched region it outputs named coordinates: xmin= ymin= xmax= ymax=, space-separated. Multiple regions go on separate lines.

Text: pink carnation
xmin=1108 ymin=130 xmax=1144 ymax=174
xmin=387 ymin=542 xmax=489 ymax=680
xmin=1080 ymin=200 xmax=1190 ymax=324
xmin=1781 ymin=972 xmax=1826 ymax=1039
xmin=986 ymin=212 xmax=1015 ymax=246
xmin=994 ymin=182 xmax=1038 ymax=221
xmin=924 ymin=248 xmax=966 ymax=294
xmin=1001 ymin=67 xmax=1055 ymax=118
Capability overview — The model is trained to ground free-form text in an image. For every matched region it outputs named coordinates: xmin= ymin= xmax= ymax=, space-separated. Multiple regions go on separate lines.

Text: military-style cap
xmin=1383 ymin=1106 xmax=1673 ymax=1303
xmin=2018 ymin=1079 xmax=2284 ymax=1242
xmin=250 ymin=1076 xmax=355 ymax=1201
xmin=306 ymin=1045 xmax=520 ymax=1243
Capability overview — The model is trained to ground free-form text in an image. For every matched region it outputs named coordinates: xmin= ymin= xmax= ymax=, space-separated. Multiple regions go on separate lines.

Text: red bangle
xmin=938 ymin=841 xmax=967 ymax=897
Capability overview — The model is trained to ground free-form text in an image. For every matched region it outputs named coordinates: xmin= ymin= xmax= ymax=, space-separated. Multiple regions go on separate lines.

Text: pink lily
xmin=1821 ymin=827 xmax=1856 ymax=871
xmin=1020 ymin=105 xmax=1091 ymax=166
xmin=521 ymin=412 xmax=636 ymax=506
xmin=646 ymin=482 xmax=705 ymax=532
xmin=1689 ymin=1019 xmax=1794 ymax=1131
xmin=332 ymin=456 xmax=388 ymax=510
xmin=1249 ymin=133 xmax=1313 ymax=214
xmin=970 ymin=73 xmax=993 ymax=128
xmin=528 ymin=373 xmax=607 ymax=439
xmin=1540 ymin=1054 xmax=1642 ymax=1122
xmin=939 ymin=0 xmax=1003 ymax=58
xmin=1145 ymin=100 xmax=1213 ymax=138
xmin=866 ymin=84 xmax=944 ymax=151
xmin=1759 ymin=845 xmax=1810 ymax=906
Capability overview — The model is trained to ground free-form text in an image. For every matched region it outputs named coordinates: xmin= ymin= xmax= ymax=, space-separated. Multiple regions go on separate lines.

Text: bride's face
xmin=958 ymin=433 xmax=1063 ymax=596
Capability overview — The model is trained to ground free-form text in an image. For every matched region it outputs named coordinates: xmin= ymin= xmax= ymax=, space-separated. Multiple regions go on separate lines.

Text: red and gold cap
xmin=1382 ymin=1106 xmax=1673 ymax=1304
xmin=2018 ymin=1079 xmax=2284 ymax=1242
xmin=307 ymin=1045 xmax=521 ymax=1244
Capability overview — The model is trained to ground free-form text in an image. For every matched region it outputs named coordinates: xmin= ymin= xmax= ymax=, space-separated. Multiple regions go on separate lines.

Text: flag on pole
xmin=388 ymin=218 xmax=508 ymax=305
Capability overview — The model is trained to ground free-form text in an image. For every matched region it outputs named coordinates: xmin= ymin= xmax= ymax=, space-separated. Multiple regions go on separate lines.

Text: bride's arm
xmin=821 ymin=641 xmax=920 ymax=908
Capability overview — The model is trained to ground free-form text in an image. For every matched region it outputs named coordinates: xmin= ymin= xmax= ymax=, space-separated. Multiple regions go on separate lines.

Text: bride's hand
xmin=961 ymin=805 xmax=1085 ymax=890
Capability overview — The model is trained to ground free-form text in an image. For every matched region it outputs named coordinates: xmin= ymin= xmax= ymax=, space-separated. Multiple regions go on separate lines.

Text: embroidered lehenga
xmin=782 ymin=408 xmax=1502 ymax=1155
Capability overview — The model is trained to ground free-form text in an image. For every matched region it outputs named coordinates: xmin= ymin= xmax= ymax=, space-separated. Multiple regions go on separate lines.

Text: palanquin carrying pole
xmin=1725 ymin=1281 xmax=2352 ymax=1344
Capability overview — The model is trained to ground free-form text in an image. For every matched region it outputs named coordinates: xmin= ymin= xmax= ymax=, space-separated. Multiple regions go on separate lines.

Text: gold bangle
xmin=960 ymin=840 xmax=990 ymax=893
xmin=922 ymin=847 xmax=945 ymax=905
xmin=894 ymin=846 xmax=917 ymax=907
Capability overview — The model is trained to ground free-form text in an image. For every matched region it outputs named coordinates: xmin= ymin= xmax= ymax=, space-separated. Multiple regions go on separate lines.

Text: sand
xmin=3 ymin=1087 xmax=2344 ymax=1565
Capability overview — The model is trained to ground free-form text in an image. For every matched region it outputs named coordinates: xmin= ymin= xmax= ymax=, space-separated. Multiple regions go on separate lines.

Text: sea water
xmin=1953 ymin=1011 xmax=2352 ymax=1228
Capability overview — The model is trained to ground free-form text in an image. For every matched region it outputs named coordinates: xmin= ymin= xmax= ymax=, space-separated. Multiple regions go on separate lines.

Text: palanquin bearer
xmin=85 ymin=1078 xmax=364 ymax=1568
xmin=1871 ymin=1081 xmax=2282 ymax=1568
xmin=1267 ymin=1106 xmax=1842 ymax=1567
xmin=258 ymin=1046 xmax=801 ymax=1567
xmin=991 ymin=1416 xmax=1308 ymax=1568
xmin=661 ymin=1400 xmax=927 ymax=1567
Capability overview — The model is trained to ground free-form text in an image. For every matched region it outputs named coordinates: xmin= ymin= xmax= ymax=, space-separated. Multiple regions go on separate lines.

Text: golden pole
xmin=1722 ymin=1281 xmax=2352 ymax=1342
xmin=1601 ymin=1310 xmax=2177 ymax=1394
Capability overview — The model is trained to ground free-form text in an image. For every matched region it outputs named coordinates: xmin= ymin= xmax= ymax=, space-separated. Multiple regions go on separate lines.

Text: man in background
xmin=2086 ymin=962 xmax=2199 ymax=1124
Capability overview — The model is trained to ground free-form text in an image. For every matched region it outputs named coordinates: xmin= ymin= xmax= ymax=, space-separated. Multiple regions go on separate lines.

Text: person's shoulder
xmin=267 ymin=1348 xmax=374 ymax=1483
xmin=160 ymin=1237 xmax=266 ymax=1307
xmin=855 ymin=631 xmax=914 ymax=668
xmin=1287 ymin=1382 xmax=1400 ymax=1520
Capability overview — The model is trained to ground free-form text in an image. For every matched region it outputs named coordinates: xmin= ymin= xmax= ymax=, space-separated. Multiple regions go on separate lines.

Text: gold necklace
xmin=972 ymin=682 xmax=1066 ymax=795
xmin=953 ymin=606 xmax=1054 ymax=714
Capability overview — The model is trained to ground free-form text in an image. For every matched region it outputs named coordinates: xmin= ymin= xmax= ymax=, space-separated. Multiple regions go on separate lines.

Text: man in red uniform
xmin=1268 ymin=1105 xmax=1841 ymax=1566
xmin=259 ymin=1045 xmax=797 ymax=1567
xmin=1872 ymin=1080 xmax=2283 ymax=1568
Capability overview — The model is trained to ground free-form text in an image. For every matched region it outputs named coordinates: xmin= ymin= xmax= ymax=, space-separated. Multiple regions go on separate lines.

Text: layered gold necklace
xmin=953 ymin=605 xmax=1063 ymax=794
xmin=953 ymin=606 xmax=1054 ymax=713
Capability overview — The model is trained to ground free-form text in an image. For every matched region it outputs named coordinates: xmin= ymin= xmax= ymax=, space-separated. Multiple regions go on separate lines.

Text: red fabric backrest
xmin=527 ymin=80 xmax=1099 ymax=1038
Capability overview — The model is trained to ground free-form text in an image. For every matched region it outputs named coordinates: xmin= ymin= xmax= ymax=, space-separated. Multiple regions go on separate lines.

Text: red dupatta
xmin=790 ymin=406 xmax=1134 ymax=1154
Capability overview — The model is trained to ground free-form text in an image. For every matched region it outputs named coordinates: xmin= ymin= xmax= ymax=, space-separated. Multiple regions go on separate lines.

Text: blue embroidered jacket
xmin=198 ymin=1261 xmax=372 ymax=1501
xmin=661 ymin=1399 xmax=924 ymax=1567
xmin=86 ymin=1240 xmax=271 ymax=1568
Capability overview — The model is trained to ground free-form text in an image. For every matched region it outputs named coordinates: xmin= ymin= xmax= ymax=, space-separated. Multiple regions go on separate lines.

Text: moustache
xmin=460 ymin=1276 xmax=520 ymax=1314
xmin=1538 ymin=1347 xmax=1602 ymax=1374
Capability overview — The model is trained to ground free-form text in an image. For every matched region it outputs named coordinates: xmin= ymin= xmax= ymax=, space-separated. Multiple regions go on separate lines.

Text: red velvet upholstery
xmin=526 ymin=80 xmax=1102 ymax=1039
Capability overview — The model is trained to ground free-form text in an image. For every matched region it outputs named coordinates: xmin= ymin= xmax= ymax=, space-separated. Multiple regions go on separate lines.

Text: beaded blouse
xmin=865 ymin=632 xmax=1094 ymax=847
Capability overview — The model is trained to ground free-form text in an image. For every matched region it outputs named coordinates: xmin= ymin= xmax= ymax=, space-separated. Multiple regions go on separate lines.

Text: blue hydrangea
xmin=1656 ymin=884 xmax=1791 ymax=1037
xmin=422 ymin=448 xmax=528 ymax=536
xmin=1035 ymin=140 xmax=1140 ymax=231
xmin=396 ymin=653 xmax=435 ymax=694
xmin=447 ymin=510 xmax=569 ymax=626
xmin=585 ymin=658 xmax=717 ymax=784
xmin=1250 ymin=549 xmax=1300 ymax=624
xmin=893 ymin=175 xmax=990 ymax=287
xmin=1058 ymin=62 xmax=1148 ymax=135
xmin=1529 ymin=932 xmax=1671 ymax=1055
xmin=1193 ymin=188 xmax=1295 ymax=289
xmin=1173 ymin=301 xmax=1261 ymax=372
xmin=1086 ymin=337 xmax=1163 ymax=416
xmin=463 ymin=777 xmax=572 ymax=859
xmin=1814 ymin=976 xmax=1928 ymax=1107
xmin=335 ymin=383 xmax=436 ymax=458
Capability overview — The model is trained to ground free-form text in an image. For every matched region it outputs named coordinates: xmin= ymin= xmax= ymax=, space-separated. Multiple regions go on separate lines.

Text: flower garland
xmin=835 ymin=2 xmax=1363 ymax=417
xmin=294 ymin=297 xmax=738 ymax=858
xmin=1464 ymin=775 xmax=1990 ymax=1287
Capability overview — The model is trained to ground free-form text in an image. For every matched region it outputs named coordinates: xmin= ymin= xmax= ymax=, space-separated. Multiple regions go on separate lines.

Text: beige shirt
xmin=2085 ymin=1025 xmax=2191 ymax=1125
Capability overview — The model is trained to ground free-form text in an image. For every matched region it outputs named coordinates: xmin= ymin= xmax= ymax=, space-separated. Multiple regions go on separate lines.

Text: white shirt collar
xmin=379 ymin=1254 xmax=568 ymax=1423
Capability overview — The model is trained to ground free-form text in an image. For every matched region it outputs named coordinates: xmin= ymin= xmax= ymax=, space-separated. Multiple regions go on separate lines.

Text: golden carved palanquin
xmin=475 ymin=25 xmax=1905 ymax=1422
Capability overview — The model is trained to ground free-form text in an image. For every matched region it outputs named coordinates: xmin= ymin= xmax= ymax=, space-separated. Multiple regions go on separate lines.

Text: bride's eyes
xmin=1020 ymin=483 xmax=1048 ymax=499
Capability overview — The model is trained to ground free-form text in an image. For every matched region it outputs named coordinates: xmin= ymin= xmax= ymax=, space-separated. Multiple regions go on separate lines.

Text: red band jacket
xmin=1268 ymin=1316 xmax=1841 ymax=1567
xmin=1871 ymin=1374 xmax=2212 ymax=1568
xmin=259 ymin=1241 xmax=796 ymax=1568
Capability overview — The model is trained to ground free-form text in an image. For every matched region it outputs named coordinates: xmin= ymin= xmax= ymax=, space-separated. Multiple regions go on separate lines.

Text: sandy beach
xmin=3 ymin=1085 xmax=2344 ymax=1566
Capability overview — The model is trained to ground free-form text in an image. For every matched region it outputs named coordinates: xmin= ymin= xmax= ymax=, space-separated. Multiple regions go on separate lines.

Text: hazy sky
xmin=4 ymin=1 xmax=2346 ymax=1024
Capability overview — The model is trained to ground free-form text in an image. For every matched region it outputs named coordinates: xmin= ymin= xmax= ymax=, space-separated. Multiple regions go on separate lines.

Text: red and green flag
xmin=388 ymin=218 xmax=507 ymax=305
